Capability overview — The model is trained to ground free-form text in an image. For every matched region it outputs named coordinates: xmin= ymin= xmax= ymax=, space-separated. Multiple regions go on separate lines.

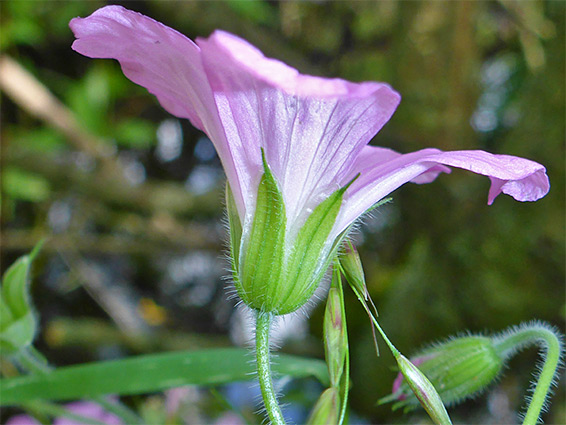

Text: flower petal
xmin=197 ymin=31 xmax=401 ymax=229
xmin=54 ymin=401 xmax=123 ymax=425
xmin=70 ymin=5 xmax=208 ymax=128
xmin=69 ymin=6 xmax=245 ymax=216
xmin=333 ymin=147 xmax=549 ymax=237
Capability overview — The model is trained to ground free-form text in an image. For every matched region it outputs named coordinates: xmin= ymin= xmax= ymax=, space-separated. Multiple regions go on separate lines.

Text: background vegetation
xmin=1 ymin=1 xmax=564 ymax=423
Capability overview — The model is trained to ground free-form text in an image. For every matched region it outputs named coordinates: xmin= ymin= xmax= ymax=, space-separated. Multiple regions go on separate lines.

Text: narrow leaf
xmin=0 ymin=348 xmax=329 ymax=405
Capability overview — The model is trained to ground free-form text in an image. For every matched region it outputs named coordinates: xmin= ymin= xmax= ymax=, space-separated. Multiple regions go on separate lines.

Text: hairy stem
xmin=256 ymin=311 xmax=286 ymax=425
xmin=492 ymin=323 xmax=563 ymax=425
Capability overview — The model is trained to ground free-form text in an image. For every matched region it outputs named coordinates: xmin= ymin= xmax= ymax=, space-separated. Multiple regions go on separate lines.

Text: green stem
xmin=334 ymin=264 xmax=349 ymax=425
xmin=338 ymin=339 xmax=350 ymax=425
xmin=256 ymin=311 xmax=286 ymax=425
xmin=352 ymin=291 xmax=399 ymax=358
xmin=492 ymin=323 xmax=563 ymax=425
xmin=17 ymin=346 xmax=142 ymax=424
xmin=17 ymin=346 xmax=50 ymax=374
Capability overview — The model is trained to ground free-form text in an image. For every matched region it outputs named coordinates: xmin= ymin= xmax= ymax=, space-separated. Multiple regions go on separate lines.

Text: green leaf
xmin=115 ymin=119 xmax=155 ymax=148
xmin=0 ymin=243 xmax=42 ymax=353
xmin=1 ymin=257 xmax=29 ymax=319
xmin=2 ymin=167 xmax=50 ymax=202
xmin=239 ymin=150 xmax=287 ymax=311
xmin=13 ymin=127 xmax=67 ymax=153
xmin=225 ymin=0 xmax=277 ymax=26
xmin=0 ymin=348 xmax=329 ymax=405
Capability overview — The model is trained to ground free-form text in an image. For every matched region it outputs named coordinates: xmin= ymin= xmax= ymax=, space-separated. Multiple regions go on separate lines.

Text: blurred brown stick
xmin=0 ymin=228 xmax=221 ymax=254
xmin=0 ymin=55 xmax=113 ymax=159
xmin=7 ymin=149 xmax=222 ymax=217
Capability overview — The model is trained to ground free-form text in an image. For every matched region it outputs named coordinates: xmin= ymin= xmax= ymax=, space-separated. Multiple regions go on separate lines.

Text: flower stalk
xmin=255 ymin=311 xmax=285 ymax=425
xmin=492 ymin=322 xmax=564 ymax=425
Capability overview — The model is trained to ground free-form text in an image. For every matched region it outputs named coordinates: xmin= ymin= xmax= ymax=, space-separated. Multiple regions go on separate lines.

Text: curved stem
xmin=492 ymin=323 xmax=563 ymax=425
xmin=256 ymin=311 xmax=286 ymax=425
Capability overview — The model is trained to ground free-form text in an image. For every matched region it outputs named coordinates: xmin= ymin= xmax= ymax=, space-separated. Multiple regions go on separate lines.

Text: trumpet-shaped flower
xmin=70 ymin=6 xmax=549 ymax=314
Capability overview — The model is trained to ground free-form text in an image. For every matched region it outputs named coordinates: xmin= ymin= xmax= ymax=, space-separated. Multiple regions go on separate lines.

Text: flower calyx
xmin=227 ymin=151 xmax=350 ymax=315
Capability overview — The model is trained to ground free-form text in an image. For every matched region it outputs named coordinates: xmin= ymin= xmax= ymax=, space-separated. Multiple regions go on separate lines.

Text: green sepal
xmin=365 ymin=197 xmax=392 ymax=214
xmin=226 ymin=183 xmax=242 ymax=275
xmin=279 ymin=182 xmax=351 ymax=314
xmin=0 ymin=241 xmax=43 ymax=354
xmin=239 ymin=150 xmax=287 ymax=311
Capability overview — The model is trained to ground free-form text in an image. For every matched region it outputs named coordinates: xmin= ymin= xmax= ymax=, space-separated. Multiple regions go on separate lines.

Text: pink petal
xmin=333 ymin=147 xmax=549 ymax=237
xmin=5 ymin=415 xmax=41 ymax=425
xmin=70 ymin=5 xmax=206 ymax=128
xmin=54 ymin=401 xmax=123 ymax=425
xmin=197 ymin=30 xmax=400 ymax=228
xmin=71 ymin=6 xmax=549 ymax=247
xmin=70 ymin=6 xmax=245 ymax=216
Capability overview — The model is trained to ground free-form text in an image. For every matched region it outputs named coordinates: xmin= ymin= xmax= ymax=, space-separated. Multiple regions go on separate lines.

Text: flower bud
xmin=306 ymin=387 xmax=339 ymax=425
xmin=339 ymin=241 xmax=367 ymax=301
xmin=394 ymin=353 xmax=452 ymax=425
xmin=384 ymin=336 xmax=504 ymax=411
xmin=324 ymin=286 xmax=347 ymax=387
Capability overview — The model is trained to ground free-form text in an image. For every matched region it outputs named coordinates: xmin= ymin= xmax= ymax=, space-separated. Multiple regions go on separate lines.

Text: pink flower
xmin=70 ymin=6 xmax=549 ymax=313
xmin=6 ymin=401 xmax=123 ymax=425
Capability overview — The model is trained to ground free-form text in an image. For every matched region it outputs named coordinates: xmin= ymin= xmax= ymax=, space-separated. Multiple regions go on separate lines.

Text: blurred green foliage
xmin=1 ymin=1 xmax=564 ymax=423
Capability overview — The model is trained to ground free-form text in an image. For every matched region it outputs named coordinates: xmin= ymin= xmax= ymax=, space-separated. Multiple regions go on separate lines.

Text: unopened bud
xmin=324 ymin=287 xmax=347 ymax=387
xmin=385 ymin=336 xmax=503 ymax=411
xmin=339 ymin=241 xmax=367 ymax=300
xmin=306 ymin=387 xmax=339 ymax=425
xmin=395 ymin=353 xmax=452 ymax=425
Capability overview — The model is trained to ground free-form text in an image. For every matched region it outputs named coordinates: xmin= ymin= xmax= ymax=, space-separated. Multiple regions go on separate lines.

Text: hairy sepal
xmin=238 ymin=153 xmax=287 ymax=312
